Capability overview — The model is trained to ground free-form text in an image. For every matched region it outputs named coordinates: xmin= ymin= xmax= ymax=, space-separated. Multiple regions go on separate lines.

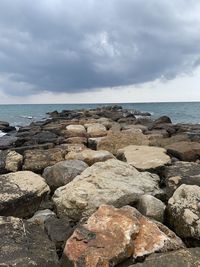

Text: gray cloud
xmin=0 ymin=0 xmax=200 ymax=95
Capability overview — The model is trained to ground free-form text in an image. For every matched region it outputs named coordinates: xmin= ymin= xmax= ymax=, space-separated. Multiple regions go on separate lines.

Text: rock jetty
xmin=1 ymin=104 xmax=200 ymax=266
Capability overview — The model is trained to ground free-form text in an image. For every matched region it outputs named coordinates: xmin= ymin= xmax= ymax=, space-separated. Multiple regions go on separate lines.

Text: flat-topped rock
xmin=43 ymin=160 xmax=88 ymax=192
xmin=167 ymin=184 xmax=200 ymax=242
xmin=117 ymin=145 xmax=171 ymax=171
xmin=97 ymin=131 xmax=149 ymax=155
xmin=0 ymin=216 xmax=59 ymax=267
xmin=23 ymin=148 xmax=65 ymax=173
xmin=163 ymin=161 xmax=200 ymax=198
xmin=53 ymin=159 xmax=162 ymax=221
xmin=62 ymin=205 xmax=184 ymax=267
xmin=0 ymin=171 xmax=50 ymax=217
xmin=166 ymin=141 xmax=200 ymax=161
xmin=65 ymin=149 xmax=115 ymax=166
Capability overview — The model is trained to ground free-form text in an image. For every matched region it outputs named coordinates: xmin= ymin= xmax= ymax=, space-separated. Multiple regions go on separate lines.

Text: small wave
xmin=0 ymin=131 xmax=6 ymax=138
xmin=19 ymin=115 xmax=33 ymax=119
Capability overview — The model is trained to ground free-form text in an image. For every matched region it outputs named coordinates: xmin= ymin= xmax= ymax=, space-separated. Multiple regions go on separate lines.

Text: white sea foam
xmin=0 ymin=131 xmax=6 ymax=138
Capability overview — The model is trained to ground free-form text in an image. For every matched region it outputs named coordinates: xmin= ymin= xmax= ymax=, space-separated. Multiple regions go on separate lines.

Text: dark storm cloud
xmin=0 ymin=0 xmax=200 ymax=95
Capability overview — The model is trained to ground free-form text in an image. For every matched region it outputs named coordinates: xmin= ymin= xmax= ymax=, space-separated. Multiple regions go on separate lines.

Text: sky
xmin=0 ymin=0 xmax=200 ymax=104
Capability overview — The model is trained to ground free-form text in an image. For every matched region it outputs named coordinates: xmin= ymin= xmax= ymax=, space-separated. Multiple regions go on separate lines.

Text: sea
xmin=0 ymin=102 xmax=199 ymax=128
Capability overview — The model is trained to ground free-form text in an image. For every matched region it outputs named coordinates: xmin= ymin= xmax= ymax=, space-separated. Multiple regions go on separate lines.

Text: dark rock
xmin=0 ymin=136 xmax=18 ymax=150
xmin=13 ymin=142 xmax=55 ymax=154
xmin=154 ymin=116 xmax=172 ymax=124
xmin=0 ymin=216 xmax=59 ymax=267
xmin=43 ymin=160 xmax=88 ymax=192
xmin=119 ymin=248 xmax=200 ymax=267
xmin=45 ymin=216 xmax=73 ymax=257
xmin=23 ymin=148 xmax=65 ymax=173
xmin=163 ymin=161 xmax=200 ymax=198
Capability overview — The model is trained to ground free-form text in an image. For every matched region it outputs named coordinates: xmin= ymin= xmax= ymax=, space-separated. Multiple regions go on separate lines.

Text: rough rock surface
xmin=53 ymin=159 xmax=162 ymax=221
xmin=23 ymin=148 xmax=65 ymax=173
xmin=43 ymin=160 xmax=88 ymax=191
xmin=62 ymin=205 xmax=184 ymax=267
xmin=167 ymin=184 xmax=200 ymax=241
xmin=137 ymin=195 xmax=166 ymax=222
xmin=120 ymin=248 xmax=200 ymax=267
xmin=166 ymin=141 xmax=200 ymax=161
xmin=0 ymin=171 xmax=50 ymax=217
xmin=0 ymin=136 xmax=18 ymax=150
xmin=28 ymin=209 xmax=56 ymax=226
xmin=0 ymin=150 xmax=23 ymax=173
xmin=66 ymin=124 xmax=87 ymax=137
xmin=97 ymin=131 xmax=149 ymax=155
xmin=65 ymin=149 xmax=115 ymax=166
xmin=87 ymin=123 xmax=107 ymax=137
xmin=163 ymin=161 xmax=200 ymax=198
xmin=0 ymin=216 xmax=59 ymax=267
xmin=117 ymin=145 xmax=171 ymax=171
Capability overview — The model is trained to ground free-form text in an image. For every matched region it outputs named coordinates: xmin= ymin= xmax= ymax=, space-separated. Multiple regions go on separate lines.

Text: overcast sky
xmin=0 ymin=0 xmax=200 ymax=104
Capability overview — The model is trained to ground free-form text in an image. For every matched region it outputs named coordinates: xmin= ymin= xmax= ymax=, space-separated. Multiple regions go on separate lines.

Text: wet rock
xmin=137 ymin=195 xmax=166 ymax=222
xmin=117 ymin=145 xmax=171 ymax=171
xmin=0 ymin=171 xmax=50 ymax=217
xmin=167 ymin=184 xmax=200 ymax=242
xmin=120 ymin=248 xmax=200 ymax=267
xmin=87 ymin=123 xmax=107 ymax=137
xmin=53 ymin=159 xmax=162 ymax=221
xmin=62 ymin=205 xmax=184 ymax=267
xmin=43 ymin=160 xmax=88 ymax=192
xmin=0 ymin=150 xmax=23 ymax=173
xmin=0 ymin=135 xmax=18 ymax=150
xmin=0 ymin=216 xmax=59 ymax=267
xmin=23 ymin=148 xmax=65 ymax=173
xmin=154 ymin=116 xmax=172 ymax=125
xmin=65 ymin=149 xmax=115 ymax=166
xmin=97 ymin=131 xmax=149 ymax=155
xmin=13 ymin=142 xmax=55 ymax=154
xmin=32 ymin=131 xmax=58 ymax=144
xmin=166 ymin=141 xmax=200 ymax=161
xmin=163 ymin=161 xmax=200 ymax=198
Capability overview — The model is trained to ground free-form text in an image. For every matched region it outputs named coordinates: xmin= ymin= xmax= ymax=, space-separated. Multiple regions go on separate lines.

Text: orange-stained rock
xmin=61 ymin=205 xmax=184 ymax=267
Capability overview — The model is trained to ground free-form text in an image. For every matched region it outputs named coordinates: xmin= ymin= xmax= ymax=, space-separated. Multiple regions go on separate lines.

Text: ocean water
xmin=0 ymin=102 xmax=200 ymax=126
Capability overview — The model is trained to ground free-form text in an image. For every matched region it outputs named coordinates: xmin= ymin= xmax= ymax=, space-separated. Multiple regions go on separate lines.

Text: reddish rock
xmin=166 ymin=141 xmax=200 ymax=161
xmin=62 ymin=205 xmax=184 ymax=267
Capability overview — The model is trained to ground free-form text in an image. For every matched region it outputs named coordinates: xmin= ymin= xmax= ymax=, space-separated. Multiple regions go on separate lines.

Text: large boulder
xmin=0 ymin=216 xmax=59 ymax=267
xmin=43 ymin=160 xmax=88 ymax=192
xmin=167 ymin=184 xmax=200 ymax=242
xmin=86 ymin=123 xmax=107 ymax=137
xmin=53 ymin=159 xmax=162 ymax=221
xmin=117 ymin=145 xmax=171 ymax=171
xmin=0 ymin=150 xmax=23 ymax=173
xmin=163 ymin=161 xmax=200 ymax=198
xmin=166 ymin=141 xmax=200 ymax=161
xmin=121 ymin=248 xmax=200 ymax=267
xmin=62 ymin=205 xmax=184 ymax=267
xmin=23 ymin=148 xmax=65 ymax=173
xmin=0 ymin=136 xmax=18 ymax=150
xmin=0 ymin=171 xmax=50 ymax=217
xmin=65 ymin=149 xmax=115 ymax=166
xmin=97 ymin=131 xmax=149 ymax=155
xmin=32 ymin=131 xmax=58 ymax=144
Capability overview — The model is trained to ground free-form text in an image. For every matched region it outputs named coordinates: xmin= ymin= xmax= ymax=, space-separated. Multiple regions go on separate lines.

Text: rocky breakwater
xmin=1 ymin=104 xmax=200 ymax=266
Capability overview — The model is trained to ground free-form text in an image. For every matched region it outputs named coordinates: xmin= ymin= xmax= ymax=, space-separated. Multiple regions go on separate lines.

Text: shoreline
xmin=0 ymin=105 xmax=200 ymax=266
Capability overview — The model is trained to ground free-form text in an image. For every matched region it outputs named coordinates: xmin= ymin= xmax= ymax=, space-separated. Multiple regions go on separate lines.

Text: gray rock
xmin=119 ymin=248 xmax=200 ymax=267
xmin=53 ymin=159 xmax=162 ymax=221
xmin=0 ymin=171 xmax=50 ymax=217
xmin=137 ymin=195 xmax=166 ymax=222
xmin=43 ymin=160 xmax=88 ymax=192
xmin=0 ymin=136 xmax=18 ymax=150
xmin=28 ymin=209 xmax=56 ymax=227
xmin=0 ymin=216 xmax=59 ymax=267
xmin=167 ymin=184 xmax=200 ymax=242
xmin=32 ymin=131 xmax=58 ymax=144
